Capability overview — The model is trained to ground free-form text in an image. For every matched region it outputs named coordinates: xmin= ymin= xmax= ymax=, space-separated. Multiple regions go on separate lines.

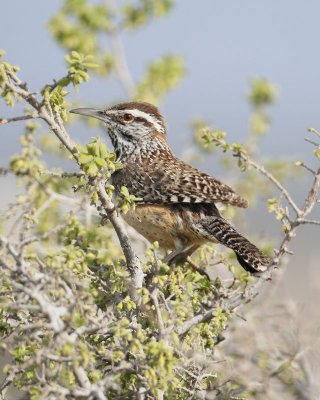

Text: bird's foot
xmin=186 ymin=256 xmax=211 ymax=281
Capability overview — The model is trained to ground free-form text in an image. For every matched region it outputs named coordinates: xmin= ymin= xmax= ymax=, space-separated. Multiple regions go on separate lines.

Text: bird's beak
xmin=70 ymin=108 xmax=107 ymax=122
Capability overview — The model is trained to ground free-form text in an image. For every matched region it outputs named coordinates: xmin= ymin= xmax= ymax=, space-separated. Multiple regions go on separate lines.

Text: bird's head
xmin=70 ymin=101 xmax=168 ymax=160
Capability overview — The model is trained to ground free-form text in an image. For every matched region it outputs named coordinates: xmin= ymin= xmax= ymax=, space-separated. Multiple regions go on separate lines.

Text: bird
xmin=70 ymin=102 xmax=271 ymax=274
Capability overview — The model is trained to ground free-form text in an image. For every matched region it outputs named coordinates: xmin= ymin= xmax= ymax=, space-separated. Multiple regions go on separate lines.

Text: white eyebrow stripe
xmin=130 ymin=110 xmax=165 ymax=133
xmin=107 ymin=109 xmax=165 ymax=133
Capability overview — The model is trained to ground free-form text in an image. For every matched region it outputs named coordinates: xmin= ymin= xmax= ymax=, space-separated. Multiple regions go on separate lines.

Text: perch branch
xmin=3 ymin=68 xmax=143 ymax=304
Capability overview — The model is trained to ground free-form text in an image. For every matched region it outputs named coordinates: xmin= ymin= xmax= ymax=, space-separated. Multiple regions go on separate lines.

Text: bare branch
xmin=39 ymin=169 xmax=85 ymax=178
xmin=209 ymin=132 xmax=302 ymax=216
xmin=301 ymin=168 xmax=320 ymax=215
xmin=150 ymin=289 xmax=165 ymax=335
xmin=298 ymin=161 xmax=316 ymax=175
xmin=0 ymin=370 xmax=15 ymax=399
xmin=108 ymin=1 xmax=135 ymax=98
xmin=298 ymin=218 xmax=320 ymax=226
xmin=304 ymin=137 xmax=319 ymax=147
xmin=109 ymin=25 xmax=135 ymax=97
xmin=0 ymin=167 xmax=8 ymax=175
xmin=241 ymin=154 xmax=302 ymax=216
xmin=74 ymin=367 xmax=108 ymax=400
xmin=308 ymin=127 xmax=320 ymax=138
xmin=0 ymin=113 xmax=38 ymax=124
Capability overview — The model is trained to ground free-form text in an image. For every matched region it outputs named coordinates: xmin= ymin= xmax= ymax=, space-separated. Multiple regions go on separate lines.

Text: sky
xmin=0 ymin=1 xmax=319 ymax=296
xmin=1 ymin=0 xmax=320 ymax=159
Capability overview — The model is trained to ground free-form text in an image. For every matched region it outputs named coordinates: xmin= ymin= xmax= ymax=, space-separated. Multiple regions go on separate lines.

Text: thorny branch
xmin=3 ymin=68 xmax=143 ymax=304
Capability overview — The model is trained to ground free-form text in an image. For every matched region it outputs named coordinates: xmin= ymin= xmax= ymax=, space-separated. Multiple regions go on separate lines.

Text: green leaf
xmin=95 ymin=157 xmax=107 ymax=168
xmin=78 ymin=154 xmax=94 ymax=164
xmin=87 ymin=162 xmax=99 ymax=176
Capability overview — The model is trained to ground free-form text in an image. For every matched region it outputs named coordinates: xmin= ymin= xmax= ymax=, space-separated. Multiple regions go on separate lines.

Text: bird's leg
xmin=186 ymin=256 xmax=211 ymax=281
xmin=164 ymin=243 xmax=196 ymax=265
xmin=164 ymin=244 xmax=210 ymax=280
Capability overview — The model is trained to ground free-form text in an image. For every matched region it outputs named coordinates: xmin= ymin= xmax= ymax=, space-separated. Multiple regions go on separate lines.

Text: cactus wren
xmin=71 ymin=102 xmax=271 ymax=273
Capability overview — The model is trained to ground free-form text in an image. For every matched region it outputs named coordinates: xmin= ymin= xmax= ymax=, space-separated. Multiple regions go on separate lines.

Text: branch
xmin=0 ymin=114 xmax=38 ymax=124
xmin=73 ymin=367 xmax=108 ymax=400
xmin=0 ymin=167 xmax=8 ymax=175
xmin=109 ymin=1 xmax=135 ymax=97
xmin=39 ymin=169 xmax=85 ymax=178
xmin=301 ymin=167 xmax=320 ymax=215
xmin=240 ymin=153 xmax=302 ymax=216
xmin=20 ymin=214 xmax=74 ymax=248
xmin=150 ymin=289 xmax=165 ymax=336
xmin=3 ymin=68 xmax=143 ymax=304
xmin=177 ymin=144 xmax=320 ymax=337
xmin=308 ymin=127 xmax=320 ymax=139
xmin=209 ymin=133 xmax=302 ymax=216
xmin=97 ymin=181 xmax=143 ymax=302
xmin=0 ymin=370 xmax=15 ymax=400
xmin=109 ymin=25 xmax=135 ymax=97
xmin=298 ymin=218 xmax=320 ymax=226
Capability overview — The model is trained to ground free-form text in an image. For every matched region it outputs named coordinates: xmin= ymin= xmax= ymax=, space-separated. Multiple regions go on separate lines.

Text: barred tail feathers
xmin=197 ymin=217 xmax=271 ymax=273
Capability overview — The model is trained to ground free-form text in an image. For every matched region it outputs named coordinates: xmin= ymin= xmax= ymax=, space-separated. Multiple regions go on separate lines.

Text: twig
xmin=39 ymin=169 xmax=85 ymax=178
xmin=105 ymin=2 xmax=135 ymax=96
xmin=304 ymin=137 xmax=319 ymax=147
xmin=74 ymin=367 xmax=108 ymax=400
xmin=308 ymin=127 xmax=320 ymax=138
xmin=7 ymin=275 xmax=67 ymax=333
xmin=0 ymin=167 xmax=8 ymax=175
xmin=0 ymin=113 xmax=38 ymax=124
xmin=301 ymin=168 xmax=320 ymax=216
xmin=43 ymin=73 xmax=73 ymax=93
xmin=150 ymin=289 xmax=165 ymax=335
xmin=298 ymin=162 xmax=316 ymax=175
xmin=109 ymin=24 xmax=135 ymax=97
xmin=0 ymin=371 xmax=15 ymax=399
xmin=241 ymin=154 xmax=302 ymax=216
xmin=20 ymin=213 xmax=74 ymax=247
xmin=210 ymin=134 xmax=302 ymax=216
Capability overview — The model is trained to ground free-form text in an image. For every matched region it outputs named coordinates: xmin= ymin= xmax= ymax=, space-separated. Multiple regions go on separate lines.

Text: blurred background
xmin=1 ymin=1 xmax=320 ymax=396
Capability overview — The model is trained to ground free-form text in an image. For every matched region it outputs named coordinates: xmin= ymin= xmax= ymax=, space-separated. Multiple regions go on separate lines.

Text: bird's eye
xmin=123 ymin=113 xmax=134 ymax=122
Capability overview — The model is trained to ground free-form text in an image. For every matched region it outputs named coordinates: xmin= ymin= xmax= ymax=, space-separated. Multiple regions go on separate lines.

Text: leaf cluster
xmin=77 ymin=136 xmax=121 ymax=178
xmin=0 ymin=51 xmax=20 ymax=106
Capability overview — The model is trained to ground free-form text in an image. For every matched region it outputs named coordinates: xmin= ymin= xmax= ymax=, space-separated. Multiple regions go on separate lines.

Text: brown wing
xmin=113 ymin=156 xmax=248 ymax=208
